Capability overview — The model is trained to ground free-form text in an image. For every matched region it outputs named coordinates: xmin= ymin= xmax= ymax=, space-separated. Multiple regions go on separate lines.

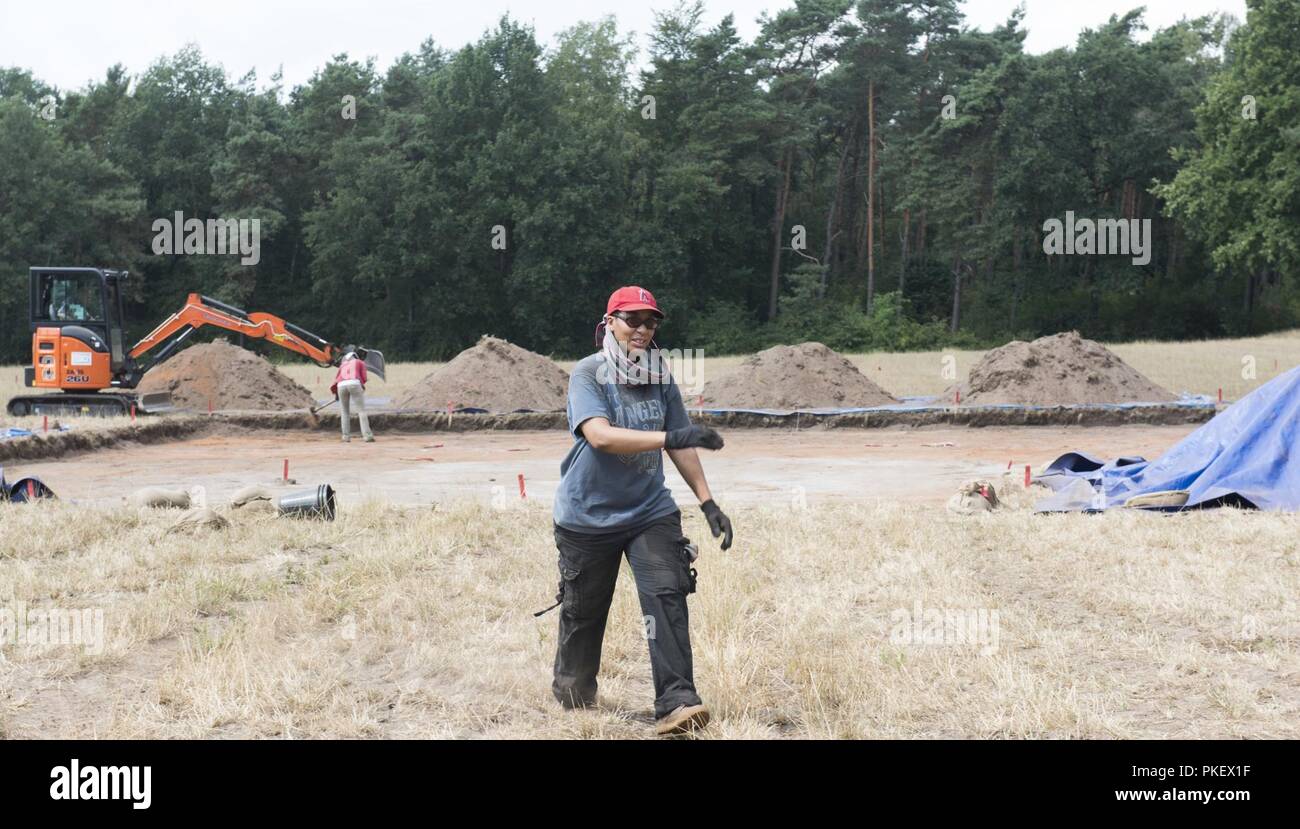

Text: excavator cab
xmin=9 ymin=267 xmax=153 ymax=415
xmin=26 ymin=267 xmax=128 ymax=389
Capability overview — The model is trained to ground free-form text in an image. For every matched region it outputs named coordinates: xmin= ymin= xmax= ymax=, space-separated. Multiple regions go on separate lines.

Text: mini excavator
xmin=7 ymin=266 xmax=384 ymax=416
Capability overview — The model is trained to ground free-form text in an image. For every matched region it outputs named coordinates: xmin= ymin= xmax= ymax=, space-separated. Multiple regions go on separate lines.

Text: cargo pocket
xmin=534 ymin=544 xmax=583 ymax=618
xmin=677 ymin=535 xmax=698 ymax=595
xmin=559 ymin=561 xmax=582 ymax=617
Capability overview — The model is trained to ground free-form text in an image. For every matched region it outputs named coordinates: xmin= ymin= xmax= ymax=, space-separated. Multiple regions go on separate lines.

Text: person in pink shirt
xmin=330 ymin=346 xmax=374 ymax=443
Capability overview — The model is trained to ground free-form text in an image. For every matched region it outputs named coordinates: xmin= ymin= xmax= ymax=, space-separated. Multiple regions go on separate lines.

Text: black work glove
xmin=700 ymin=499 xmax=733 ymax=550
xmin=665 ymin=424 xmax=724 ymax=451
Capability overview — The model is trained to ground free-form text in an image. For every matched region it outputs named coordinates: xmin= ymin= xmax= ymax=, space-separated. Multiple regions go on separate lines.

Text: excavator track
xmin=5 ymin=392 xmax=171 ymax=417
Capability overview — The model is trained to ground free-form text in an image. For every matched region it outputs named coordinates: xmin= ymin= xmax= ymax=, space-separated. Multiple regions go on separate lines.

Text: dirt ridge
xmin=0 ymin=405 xmax=1216 ymax=464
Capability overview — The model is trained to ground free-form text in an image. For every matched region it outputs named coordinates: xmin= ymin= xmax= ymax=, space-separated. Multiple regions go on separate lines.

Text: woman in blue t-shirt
xmin=545 ymin=285 xmax=733 ymax=736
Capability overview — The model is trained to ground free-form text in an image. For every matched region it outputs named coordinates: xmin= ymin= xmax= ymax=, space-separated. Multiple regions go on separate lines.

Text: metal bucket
xmin=276 ymin=484 xmax=336 ymax=520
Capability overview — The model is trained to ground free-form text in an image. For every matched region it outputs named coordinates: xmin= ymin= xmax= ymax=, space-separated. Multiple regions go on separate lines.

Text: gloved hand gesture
xmin=665 ymin=424 xmax=724 ymax=451
xmin=700 ymin=499 xmax=733 ymax=550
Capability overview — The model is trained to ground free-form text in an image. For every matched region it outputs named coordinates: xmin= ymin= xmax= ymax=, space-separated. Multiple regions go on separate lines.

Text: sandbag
xmin=1123 ymin=490 xmax=1190 ymax=509
xmin=993 ymin=474 xmax=1053 ymax=511
xmin=946 ymin=480 xmax=1000 ymax=515
xmin=230 ymin=484 xmax=279 ymax=508
xmin=167 ymin=506 xmax=229 ymax=534
xmin=237 ymin=498 xmax=277 ymax=515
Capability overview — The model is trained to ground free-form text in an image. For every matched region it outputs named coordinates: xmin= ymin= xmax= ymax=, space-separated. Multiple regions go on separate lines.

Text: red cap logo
xmin=606 ymin=285 xmax=663 ymax=317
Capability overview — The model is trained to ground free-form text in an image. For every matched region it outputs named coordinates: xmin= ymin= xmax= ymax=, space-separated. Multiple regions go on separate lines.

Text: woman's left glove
xmin=665 ymin=424 xmax=724 ymax=451
xmin=700 ymin=499 xmax=733 ymax=550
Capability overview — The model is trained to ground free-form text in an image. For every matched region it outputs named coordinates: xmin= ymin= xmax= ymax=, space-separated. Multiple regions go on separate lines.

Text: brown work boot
xmin=654 ymin=704 xmax=710 ymax=736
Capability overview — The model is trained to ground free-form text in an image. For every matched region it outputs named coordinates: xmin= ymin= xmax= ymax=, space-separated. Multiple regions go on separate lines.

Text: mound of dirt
xmin=702 ymin=342 xmax=897 ymax=409
xmin=395 ymin=336 xmax=569 ymax=412
xmin=138 ymin=340 xmax=316 ymax=411
xmin=953 ymin=331 xmax=1175 ymax=406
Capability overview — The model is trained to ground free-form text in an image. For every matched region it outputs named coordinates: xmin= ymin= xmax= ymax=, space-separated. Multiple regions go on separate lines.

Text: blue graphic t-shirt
xmin=552 ymin=352 xmax=692 ymax=532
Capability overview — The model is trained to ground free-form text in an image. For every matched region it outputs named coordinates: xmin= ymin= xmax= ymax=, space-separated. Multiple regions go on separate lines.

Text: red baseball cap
xmin=606 ymin=286 xmax=664 ymax=318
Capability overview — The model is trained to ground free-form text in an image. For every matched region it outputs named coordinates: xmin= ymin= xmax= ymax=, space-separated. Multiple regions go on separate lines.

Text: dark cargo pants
xmin=551 ymin=509 xmax=702 ymax=718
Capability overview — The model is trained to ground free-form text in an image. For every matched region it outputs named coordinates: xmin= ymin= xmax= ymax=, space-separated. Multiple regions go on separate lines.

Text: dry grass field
xmin=1 ymin=497 xmax=1296 ymax=739
xmin=2 ymin=330 xmax=1298 ymax=739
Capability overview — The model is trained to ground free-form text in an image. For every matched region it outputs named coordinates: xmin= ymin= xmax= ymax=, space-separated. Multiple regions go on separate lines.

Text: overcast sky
xmin=2 ymin=0 xmax=1248 ymax=93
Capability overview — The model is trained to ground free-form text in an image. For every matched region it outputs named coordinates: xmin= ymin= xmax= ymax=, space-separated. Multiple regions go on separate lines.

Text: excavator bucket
xmin=362 ymin=348 xmax=386 ymax=381
xmin=137 ymin=391 xmax=175 ymax=413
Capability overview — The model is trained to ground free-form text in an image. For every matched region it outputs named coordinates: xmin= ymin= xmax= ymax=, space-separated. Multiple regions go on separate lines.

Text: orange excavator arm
xmin=129 ymin=293 xmax=338 ymax=368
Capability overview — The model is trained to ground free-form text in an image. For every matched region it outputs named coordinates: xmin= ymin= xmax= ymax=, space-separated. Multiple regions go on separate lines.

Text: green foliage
xmin=689 ymin=299 xmax=766 ymax=355
xmin=1157 ymin=0 xmax=1300 ymax=280
xmin=692 ymin=267 xmax=971 ymax=354
xmin=0 ymin=96 xmax=144 ymax=357
xmin=0 ymin=2 xmax=1295 ymax=365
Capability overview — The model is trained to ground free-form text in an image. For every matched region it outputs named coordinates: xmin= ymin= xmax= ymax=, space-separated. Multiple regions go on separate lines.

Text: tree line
xmin=1 ymin=0 xmax=1297 ymax=363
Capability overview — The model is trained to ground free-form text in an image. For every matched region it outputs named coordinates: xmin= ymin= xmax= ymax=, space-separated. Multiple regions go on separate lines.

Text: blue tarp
xmin=1 ymin=425 xmax=71 ymax=440
xmin=1035 ymin=367 xmax=1300 ymax=512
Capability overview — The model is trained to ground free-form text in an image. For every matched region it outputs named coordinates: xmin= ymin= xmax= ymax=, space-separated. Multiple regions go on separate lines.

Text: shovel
xmin=306 ymin=396 xmax=337 ymax=428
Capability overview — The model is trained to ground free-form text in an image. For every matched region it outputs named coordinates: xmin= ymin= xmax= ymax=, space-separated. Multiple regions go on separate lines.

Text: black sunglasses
xmin=612 ymin=311 xmax=662 ymax=330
